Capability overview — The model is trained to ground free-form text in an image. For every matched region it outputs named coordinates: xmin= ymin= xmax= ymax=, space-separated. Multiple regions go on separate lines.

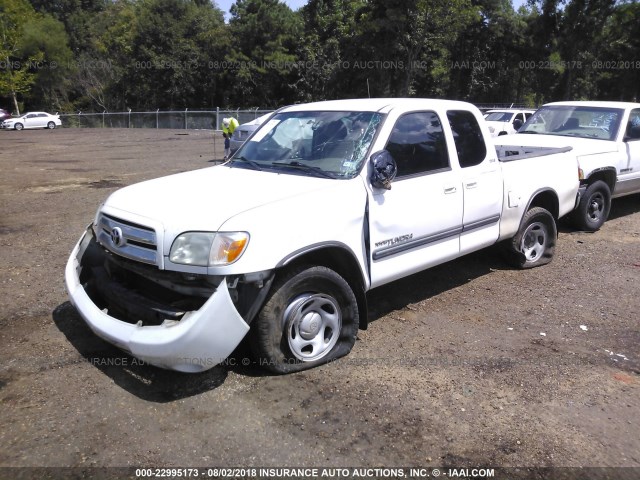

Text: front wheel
xmin=250 ymin=265 xmax=359 ymax=373
xmin=14 ymin=123 xmax=24 ymax=131
xmin=504 ymin=206 xmax=557 ymax=269
xmin=570 ymin=180 xmax=611 ymax=231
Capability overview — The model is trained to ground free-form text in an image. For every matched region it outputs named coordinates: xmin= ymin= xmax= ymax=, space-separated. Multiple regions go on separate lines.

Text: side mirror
xmin=370 ymin=150 xmax=397 ymax=190
xmin=513 ymin=119 xmax=523 ymax=130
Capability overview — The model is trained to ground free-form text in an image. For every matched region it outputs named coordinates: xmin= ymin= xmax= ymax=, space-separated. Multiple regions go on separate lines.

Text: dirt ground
xmin=0 ymin=128 xmax=638 ymax=478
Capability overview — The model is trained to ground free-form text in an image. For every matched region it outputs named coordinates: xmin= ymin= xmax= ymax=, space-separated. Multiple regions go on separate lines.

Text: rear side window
xmin=447 ymin=110 xmax=487 ymax=168
xmin=385 ymin=111 xmax=449 ymax=178
xmin=626 ymin=108 xmax=640 ymax=140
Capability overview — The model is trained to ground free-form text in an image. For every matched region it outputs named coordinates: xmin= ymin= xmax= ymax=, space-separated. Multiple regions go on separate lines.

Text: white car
xmin=484 ymin=109 xmax=535 ymax=137
xmin=1 ymin=112 xmax=61 ymax=130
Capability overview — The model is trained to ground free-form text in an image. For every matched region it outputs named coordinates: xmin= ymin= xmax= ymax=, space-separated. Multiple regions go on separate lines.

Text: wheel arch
xmin=526 ymin=188 xmax=560 ymax=220
xmin=276 ymin=243 xmax=369 ymax=330
xmin=584 ymin=168 xmax=616 ymax=193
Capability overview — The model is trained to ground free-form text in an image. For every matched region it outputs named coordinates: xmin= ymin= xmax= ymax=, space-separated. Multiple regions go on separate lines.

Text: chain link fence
xmin=59 ymin=109 xmax=274 ymax=129
xmin=58 ymin=104 xmax=533 ymax=129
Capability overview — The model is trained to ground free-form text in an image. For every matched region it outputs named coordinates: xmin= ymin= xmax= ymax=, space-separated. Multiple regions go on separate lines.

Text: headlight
xmin=169 ymin=232 xmax=249 ymax=266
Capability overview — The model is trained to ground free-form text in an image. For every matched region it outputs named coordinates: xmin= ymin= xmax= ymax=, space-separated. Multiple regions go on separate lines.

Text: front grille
xmin=95 ymin=213 xmax=158 ymax=265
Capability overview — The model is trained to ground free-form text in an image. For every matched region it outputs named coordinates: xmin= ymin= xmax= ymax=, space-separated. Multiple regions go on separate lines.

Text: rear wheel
xmin=250 ymin=265 xmax=359 ymax=373
xmin=504 ymin=207 xmax=556 ymax=269
xmin=570 ymin=180 xmax=611 ymax=231
xmin=47 ymin=121 xmax=56 ymax=129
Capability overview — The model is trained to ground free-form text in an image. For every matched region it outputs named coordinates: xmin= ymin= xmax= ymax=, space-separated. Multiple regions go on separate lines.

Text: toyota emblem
xmin=110 ymin=227 xmax=124 ymax=247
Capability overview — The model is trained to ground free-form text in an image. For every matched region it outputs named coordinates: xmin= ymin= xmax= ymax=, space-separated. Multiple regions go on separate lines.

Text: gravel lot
xmin=0 ymin=128 xmax=638 ymax=479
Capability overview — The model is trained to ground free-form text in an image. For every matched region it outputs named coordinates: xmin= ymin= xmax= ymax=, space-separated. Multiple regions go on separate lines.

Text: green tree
xmin=596 ymin=0 xmax=640 ymax=101
xmin=20 ymin=14 xmax=74 ymax=110
xmin=29 ymin=0 xmax=109 ymax=54
xmin=555 ymin=0 xmax=615 ymax=100
xmin=86 ymin=0 xmax=228 ymax=110
xmin=351 ymin=0 xmax=478 ymax=98
xmin=226 ymin=0 xmax=302 ymax=106
xmin=1 ymin=0 xmax=71 ymax=113
xmin=297 ymin=0 xmax=366 ymax=101
xmin=447 ymin=0 xmax=531 ymax=103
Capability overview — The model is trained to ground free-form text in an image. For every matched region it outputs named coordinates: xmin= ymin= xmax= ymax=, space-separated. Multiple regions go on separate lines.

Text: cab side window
xmin=626 ymin=109 xmax=640 ymax=140
xmin=447 ymin=110 xmax=487 ymax=168
xmin=385 ymin=112 xmax=449 ymax=178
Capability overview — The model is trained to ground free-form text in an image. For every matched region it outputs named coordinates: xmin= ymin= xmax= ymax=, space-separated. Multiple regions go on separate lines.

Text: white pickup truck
xmin=495 ymin=101 xmax=640 ymax=230
xmin=483 ymin=109 xmax=535 ymax=137
xmin=66 ymin=99 xmax=580 ymax=374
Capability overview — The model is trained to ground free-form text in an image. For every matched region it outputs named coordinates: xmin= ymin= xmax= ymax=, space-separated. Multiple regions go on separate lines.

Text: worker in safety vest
xmin=222 ymin=117 xmax=239 ymax=160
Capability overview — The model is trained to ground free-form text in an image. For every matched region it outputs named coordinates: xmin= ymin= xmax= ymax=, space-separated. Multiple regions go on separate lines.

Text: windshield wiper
xmin=271 ymin=161 xmax=337 ymax=179
xmin=230 ymin=157 xmax=263 ymax=171
xmin=520 ymin=130 xmax=539 ymax=134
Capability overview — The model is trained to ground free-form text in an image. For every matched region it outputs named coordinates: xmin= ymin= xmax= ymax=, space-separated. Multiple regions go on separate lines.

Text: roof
xmin=544 ymin=101 xmax=640 ymax=110
xmin=485 ymin=108 xmax=535 ymax=113
xmin=280 ymin=98 xmax=478 ymax=114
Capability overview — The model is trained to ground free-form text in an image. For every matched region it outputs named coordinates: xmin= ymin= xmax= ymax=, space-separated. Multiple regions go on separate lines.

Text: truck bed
xmin=496 ymin=144 xmax=573 ymax=162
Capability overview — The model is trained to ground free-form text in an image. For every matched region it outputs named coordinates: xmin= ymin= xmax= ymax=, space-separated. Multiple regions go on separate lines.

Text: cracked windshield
xmin=231 ymin=111 xmax=383 ymax=178
xmin=520 ymin=106 xmax=624 ymax=140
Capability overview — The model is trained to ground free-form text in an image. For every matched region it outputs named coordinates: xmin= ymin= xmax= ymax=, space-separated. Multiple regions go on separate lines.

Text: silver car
xmin=229 ymin=113 xmax=272 ymax=154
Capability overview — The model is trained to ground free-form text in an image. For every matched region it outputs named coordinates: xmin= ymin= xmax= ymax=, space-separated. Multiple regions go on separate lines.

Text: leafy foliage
xmin=0 ymin=0 xmax=638 ymax=112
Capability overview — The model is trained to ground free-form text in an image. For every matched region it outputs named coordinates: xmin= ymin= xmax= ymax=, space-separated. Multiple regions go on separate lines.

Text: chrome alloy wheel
xmin=283 ymin=293 xmax=342 ymax=362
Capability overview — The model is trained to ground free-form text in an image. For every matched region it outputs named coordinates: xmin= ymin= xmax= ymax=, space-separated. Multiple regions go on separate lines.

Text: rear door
xmin=446 ymin=110 xmax=503 ymax=255
xmin=367 ymin=110 xmax=463 ymax=288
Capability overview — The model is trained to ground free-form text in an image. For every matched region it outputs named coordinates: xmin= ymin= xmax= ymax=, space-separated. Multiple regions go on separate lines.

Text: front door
xmin=618 ymin=108 xmax=640 ymax=196
xmin=367 ymin=111 xmax=463 ymax=288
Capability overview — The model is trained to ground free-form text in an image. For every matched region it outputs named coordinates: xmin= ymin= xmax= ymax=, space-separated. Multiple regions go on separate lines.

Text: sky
xmin=216 ymin=0 xmax=308 ymax=21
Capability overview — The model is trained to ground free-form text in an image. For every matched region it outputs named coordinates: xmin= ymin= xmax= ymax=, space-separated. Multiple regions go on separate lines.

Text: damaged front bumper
xmin=65 ymin=230 xmax=250 ymax=373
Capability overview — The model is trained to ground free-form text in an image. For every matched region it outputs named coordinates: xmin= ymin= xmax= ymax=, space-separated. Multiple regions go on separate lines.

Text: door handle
xmin=444 ymin=186 xmax=457 ymax=194
xmin=465 ymin=182 xmax=478 ymax=189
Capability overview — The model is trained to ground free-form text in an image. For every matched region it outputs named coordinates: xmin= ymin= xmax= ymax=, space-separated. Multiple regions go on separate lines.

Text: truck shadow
xmin=52 ymin=302 xmax=229 ymax=402
xmin=608 ymin=193 xmax=640 ymax=221
xmin=365 ymin=244 xmax=507 ymax=323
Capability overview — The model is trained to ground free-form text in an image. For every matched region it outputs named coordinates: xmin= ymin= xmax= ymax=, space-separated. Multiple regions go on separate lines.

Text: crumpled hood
xmin=102 ymin=165 xmax=346 ymax=232
xmin=494 ymin=133 xmax=619 ymax=157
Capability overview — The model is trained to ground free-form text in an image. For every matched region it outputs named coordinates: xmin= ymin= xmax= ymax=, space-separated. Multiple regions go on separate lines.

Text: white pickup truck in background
xmin=66 ymin=98 xmax=580 ymax=374
xmin=483 ymin=108 xmax=535 ymax=137
xmin=494 ymin=101 xmax=640 ymax=230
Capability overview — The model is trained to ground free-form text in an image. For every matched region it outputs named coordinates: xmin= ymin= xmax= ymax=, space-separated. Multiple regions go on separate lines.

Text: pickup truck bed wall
xmin=66 ymin=98 xmax=580 ymax=373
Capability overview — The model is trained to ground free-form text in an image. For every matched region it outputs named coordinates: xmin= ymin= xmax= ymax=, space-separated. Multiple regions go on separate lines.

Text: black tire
xmin=47 ymin=121 xmax=56 ymax=129
xmin=570 ymin=180 xmax=611 ymax=231
xmin=504 ymin=206 xmax=557 ymax=269
xmin=250 ymin=265 xmax=359 ymax=373
xmin=15 ymin=123 xmax=24 ymax=131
